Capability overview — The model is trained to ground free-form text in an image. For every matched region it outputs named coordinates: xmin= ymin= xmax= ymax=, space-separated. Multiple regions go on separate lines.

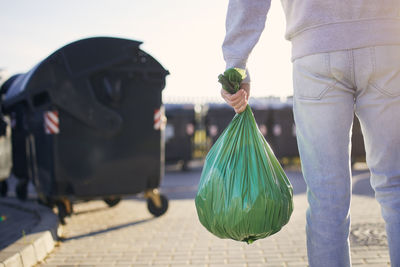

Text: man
xmin=221 ymin=1 xmax=400 ymax=266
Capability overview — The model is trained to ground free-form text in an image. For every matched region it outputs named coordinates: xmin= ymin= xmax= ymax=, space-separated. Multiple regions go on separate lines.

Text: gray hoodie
xmin=223 ymin=0 xmax=400 ymax=82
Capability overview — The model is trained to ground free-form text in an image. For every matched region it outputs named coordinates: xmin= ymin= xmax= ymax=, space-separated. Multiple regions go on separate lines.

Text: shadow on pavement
xmin=72 ymin=206 xmax=111 ymax=216
xmin=60 ymin=217 xmax=153 ymax=242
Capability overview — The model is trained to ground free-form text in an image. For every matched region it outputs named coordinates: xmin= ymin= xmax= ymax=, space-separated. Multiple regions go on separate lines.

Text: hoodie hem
xmin=290 ymin=19 xmax=400 ymax=61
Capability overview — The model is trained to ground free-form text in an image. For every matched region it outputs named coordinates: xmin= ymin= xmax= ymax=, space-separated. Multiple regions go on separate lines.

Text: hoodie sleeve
xmin=222 ymin=0 xmax=271 ymax=83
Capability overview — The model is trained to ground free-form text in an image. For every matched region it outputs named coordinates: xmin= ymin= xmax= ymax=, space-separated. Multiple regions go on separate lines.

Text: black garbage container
xmin=251 ymin=105 xmax=274 ymax=144
xmin=165 ymin=103 xmax=195 ymax=170
xmin=2 ymin=37 xmax=170 ymax=222
xmin=269 ymin=104 xmax=299 ymax=160
xmin=205 ymin=103 xmax=235 ymax=145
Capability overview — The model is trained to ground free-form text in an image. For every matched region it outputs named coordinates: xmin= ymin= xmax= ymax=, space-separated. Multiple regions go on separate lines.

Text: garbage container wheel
xmin=181 ymin=160 xmax=189 ymax=172
xmin=56 ymin=199 xmax=73 ymax=225
xmin=103 ymin=196 xmax=121 ymax=207
xmin=56 ymin=202 xmax=67 ymax=225
xmin=147 ymin=193 xmax=168 ymax=217
xmin=15 ymin=180 xmax=28 ymax=201
xmin=0 ymin=180 xmax=8 ymax=197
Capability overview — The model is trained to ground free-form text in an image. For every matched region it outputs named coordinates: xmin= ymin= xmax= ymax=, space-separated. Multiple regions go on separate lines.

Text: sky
xmin=0 ymin=1 xmax=293 ymax=101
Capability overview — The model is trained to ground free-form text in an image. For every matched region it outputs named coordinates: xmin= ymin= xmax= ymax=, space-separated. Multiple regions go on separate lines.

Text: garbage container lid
xmin=2 ymin=36 xmax=169 ymax=111
xmin=3 ymin=67 xmax=38 ymax=104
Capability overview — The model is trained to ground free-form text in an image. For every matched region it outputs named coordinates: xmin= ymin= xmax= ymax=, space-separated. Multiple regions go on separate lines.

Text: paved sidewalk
xmin=0 ymin=197 xmax=59 ymax=267
xmin=35 ymin=169 xmax=389 ymax=267
xmin=0 ymin=199 xmax=40 ymax=250
xmin=1 ymin=166 xmax=390 ymax=267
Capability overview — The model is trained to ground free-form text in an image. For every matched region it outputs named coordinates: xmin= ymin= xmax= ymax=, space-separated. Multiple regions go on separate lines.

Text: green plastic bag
xmin=195 ymin=68 xmax=294 ymax=244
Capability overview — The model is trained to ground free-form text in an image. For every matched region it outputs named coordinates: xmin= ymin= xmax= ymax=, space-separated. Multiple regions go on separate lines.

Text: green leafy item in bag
xmin=195 ymin=68 xmax=294 ymax=244
xmin=218 ymin=68 xmax=247 ymax=94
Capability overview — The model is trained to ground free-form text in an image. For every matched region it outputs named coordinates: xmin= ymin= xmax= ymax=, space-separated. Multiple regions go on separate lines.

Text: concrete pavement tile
xmin=78 ymin=260 xmax=103 ymax=265
xmin=114 ymin=257 xmax=135 ymax=261
xmin=169 ymin=259 xmax=191 ymax=265
xmin=227 ymin=258 xmax=254 ymax=264
xmin=147 ymin=263 xmax=169 ymax=267
xmin=190 ymin=259 xmax=211 ymax=265
xmin=365 ymin=258 xmax=391 ymax=264
xmin=155 ymin=251 xmax=174 ymax=256
xmin=352 ymin=252 xmax=382 ymax=259
xmin=242 ymin=252 xmax=264 ymax=257
xmin=131 ymin=260 xmax=152 ymax=265
xmin=2 ymin=243 xmax=37 ymax=267
xmin=287 ymin=262 xmax=308 ymax=266
xmin=351 ymin=259 xmax=366 ymax=264
xmin=242 ymin=256 xmax=266 ymax=262
xmin=0 ymin=251 xmax=22 ymax=267
xmin=98 ymin=257 xmax=118 ymax=263
xmin=365 ymin=245 xmax=388 ymax=251
xmin=41 ymin=260 xmax=67 ymax=265
xmin=351 ymin=246 xmax=369 ymax=251
xmin=224 ymin=255 xmax=246 ymax=260
xmin=29 ymin=235 xmax=50 ymax=262
xmin=378 ymin=252 xmax=390 ymax=258
xmin=151 ymin=257 xmax=172 ymax=263
xmin=171 ymin=254 xmax=192 ymax=259
xmin=115 ymin=260 xmax=135 ymax=264
xmin=207 ymin=254 xmax=228 ymax=260
xmin=207 ymin=259 xmax=228 ymax=264
xmin=281 ymin=254 xmax=305 ymax=260
xmin=263 ymin=256 xmax=283 ymax=262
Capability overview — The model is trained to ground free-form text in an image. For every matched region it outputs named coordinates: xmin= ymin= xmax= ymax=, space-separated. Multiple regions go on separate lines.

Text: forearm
xmin=222 ymin=0 xmax=271 ymax=83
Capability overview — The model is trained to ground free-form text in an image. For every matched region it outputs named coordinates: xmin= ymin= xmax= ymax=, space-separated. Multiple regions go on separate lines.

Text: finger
xmin=221 ymin=88 xmax=233 ymax=102
xmin=233 ymin=97 xmax=247 ymax=113
xmin=229 ymin=90 xmax=246 ymax=105
xmin=244 ymin=90 xmax=249 ymax=101
xmin=235 ymin=105 xmax=246 ymax=114
xmin=235 ymin=103 xmax=247 ymax=114
xmin=224 ymin=88 xmax=244 ymax=99
xmin=223 ymin=90 xmax=244 ymax=108
xmin=233 ymin=91 xmax=247 ymax=106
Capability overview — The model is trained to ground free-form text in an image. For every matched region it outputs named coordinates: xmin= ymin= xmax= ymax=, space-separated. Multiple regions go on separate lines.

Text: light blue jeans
xmin=293 ymin=45 xmax=400 ymax=267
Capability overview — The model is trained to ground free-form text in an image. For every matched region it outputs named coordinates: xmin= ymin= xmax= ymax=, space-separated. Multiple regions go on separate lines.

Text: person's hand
xmin=220 ymin=83 xmax=250 ymax=113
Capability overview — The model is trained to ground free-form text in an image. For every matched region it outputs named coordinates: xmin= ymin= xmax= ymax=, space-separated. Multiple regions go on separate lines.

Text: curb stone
xmin=0 ymin=198 xmax=60 ymax=267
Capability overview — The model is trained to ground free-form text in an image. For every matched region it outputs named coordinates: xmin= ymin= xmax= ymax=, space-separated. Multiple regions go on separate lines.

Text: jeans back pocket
xmin=370 ymin=45 xmax=400 ymax=97
xmin=293 ymin=53 xmax=336 ymax=100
